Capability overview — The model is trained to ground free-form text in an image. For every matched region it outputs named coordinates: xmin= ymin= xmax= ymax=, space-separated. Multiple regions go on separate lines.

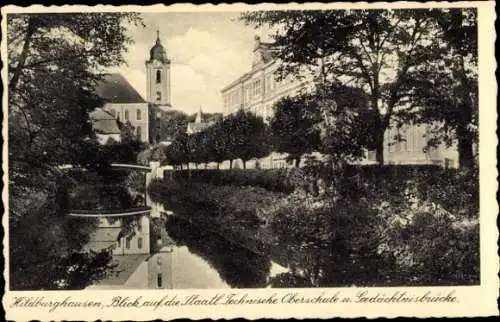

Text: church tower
xmin=146 ymin=30 xmax=171 ymax=107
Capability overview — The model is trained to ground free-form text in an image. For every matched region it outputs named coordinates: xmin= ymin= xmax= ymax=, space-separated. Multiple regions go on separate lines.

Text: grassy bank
xmin=148 ymin=166 xmax=479 ymax=286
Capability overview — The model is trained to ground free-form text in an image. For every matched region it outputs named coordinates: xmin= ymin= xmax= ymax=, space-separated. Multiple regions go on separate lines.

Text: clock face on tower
xmin=152 ymin=60 xmax=163 ymax=68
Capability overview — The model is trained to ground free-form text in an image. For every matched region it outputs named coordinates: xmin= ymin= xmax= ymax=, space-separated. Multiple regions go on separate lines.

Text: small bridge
xmin=68 ymin=206 xmax=152 ymax=218
xmin=110 ymin=163 xmax=152 ymax=171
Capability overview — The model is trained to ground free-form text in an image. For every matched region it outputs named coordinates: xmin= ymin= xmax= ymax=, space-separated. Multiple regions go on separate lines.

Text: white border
xmin=2 ymin=2 xmax=498 ymax=320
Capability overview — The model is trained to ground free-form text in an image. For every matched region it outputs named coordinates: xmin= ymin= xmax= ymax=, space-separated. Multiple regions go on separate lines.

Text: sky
xmin=109 ymin=12 xmax=270 ymax=115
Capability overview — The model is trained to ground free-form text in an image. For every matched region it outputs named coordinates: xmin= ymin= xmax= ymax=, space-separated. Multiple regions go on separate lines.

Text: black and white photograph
xmin=2 ymin=2 xmax=497 ymax=319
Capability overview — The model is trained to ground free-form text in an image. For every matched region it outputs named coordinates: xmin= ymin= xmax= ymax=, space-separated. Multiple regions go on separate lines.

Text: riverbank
xmin=148 ymin=166 xmax=479 ymax=287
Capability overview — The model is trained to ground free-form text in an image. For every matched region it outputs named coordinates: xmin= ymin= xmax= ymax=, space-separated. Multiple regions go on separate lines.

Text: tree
xmin=166 ymin=133 xmax=190 ymax=169
xmin=270 ymin=95 xmax=321 ymax=167
xmin=188 ymin=132 xmax=210 ymax=167
xmin=401 ymin=8 xmax=478 ymax=168
xmin=8 ymin=13 xmax=143 ymax=167
xmin=206 ymin=120 xmax=231 ymax=168
xmin=230 ymin=110 xmax=271 ymax=169
xmin=241 ymin=9 xmax=439 ymax=165
xmin=7 ymin=12 xmax=143 ymax=290
xmin=314 ymin=82 xmax=377 ymax=165
xmin=153 ymin=108 xmax=189 ymax=143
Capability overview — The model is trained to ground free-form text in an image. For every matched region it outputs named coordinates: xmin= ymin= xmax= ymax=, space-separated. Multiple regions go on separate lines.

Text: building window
xmin=136 ymin=109 xmax=142 ymax=121
xmin=252 ymin=80 xmax=261 ymax=97
xmin=414 ymin=126 xmax=422 ymax=152
xmin=109 ymin=109 xmax=116 ymax=118
xmin=125 ymin=237 xmax=130 ymax=249
xmin=124 ymin=110 xmax=129 ymax=121
xmin=137 ymin=219 xmax=142 ymax=232
xmin=136 ymin=126 xmax=142 ymax=141
xmin=156 ymin=91 xmax=161 ymax=102
xmin=156 ymin=70 xmax=161 ymax=84
xmin=137 ymin=237 xmax=142 ymax=249
xmin=157 ymin=273 xmax=163 ymax=288
xmin=266 ymin=75 xmax=273 ymax=94
xmin=407 ymin=126 xmax=414 ymax=152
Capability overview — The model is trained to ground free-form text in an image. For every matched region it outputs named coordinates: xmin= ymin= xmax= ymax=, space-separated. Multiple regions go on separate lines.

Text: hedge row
xmin=165 ymin=164 xmax=478 ymax=216
xmin=168 ymin=168 xmax=296 ymax=193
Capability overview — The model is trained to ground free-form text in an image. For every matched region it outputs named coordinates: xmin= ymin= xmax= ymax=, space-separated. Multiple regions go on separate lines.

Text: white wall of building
xmin=103 ymin=102 xmax=149 ymax=143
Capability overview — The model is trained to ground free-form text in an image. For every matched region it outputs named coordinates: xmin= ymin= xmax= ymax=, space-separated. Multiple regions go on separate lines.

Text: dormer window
xmin=156 ymin=70 xmax=161 ymax=84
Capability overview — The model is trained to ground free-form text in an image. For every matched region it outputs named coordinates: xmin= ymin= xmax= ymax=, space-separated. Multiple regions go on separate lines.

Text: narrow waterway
xmin=86 ymin=204 xmax=290 ymax=289
xmin=69 ymin=169 xmax=290 ymax=289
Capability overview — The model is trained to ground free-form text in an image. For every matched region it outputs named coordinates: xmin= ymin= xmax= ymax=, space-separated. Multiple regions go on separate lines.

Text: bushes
xmin=149 ymin=164 xmax=479 ymax=286
xmin=169 ymin=169 xmax=296 ymax=193
xmin=373 ymin=198 xmax=479 ymax=285
xmin=166 ymin=165 xmax=479 ymax=217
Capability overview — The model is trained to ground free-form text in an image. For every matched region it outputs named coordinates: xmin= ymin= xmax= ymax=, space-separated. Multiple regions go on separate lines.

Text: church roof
xmin=95 ymin=73 xmax=146 ymax=104
xmin=148 ymin=31 xmax=170 ymax=64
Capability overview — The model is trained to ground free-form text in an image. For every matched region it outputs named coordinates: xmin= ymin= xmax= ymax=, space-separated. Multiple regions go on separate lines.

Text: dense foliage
xmin=149 ymin=165 xmax=479 ymax=286
xmin=8 ymin=12 xmax=143 ymax=290
xmin=169 ymin=169 xmax=296 ymax=193
xmin=240 ymin=8 xmax=478 ymax=167
xmin=165 ymin=110 xmax=271 ymax=169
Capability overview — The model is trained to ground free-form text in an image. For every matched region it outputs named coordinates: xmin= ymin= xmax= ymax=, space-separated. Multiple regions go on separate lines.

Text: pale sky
xmin=109 ymin=12 xmax=270 ymax=115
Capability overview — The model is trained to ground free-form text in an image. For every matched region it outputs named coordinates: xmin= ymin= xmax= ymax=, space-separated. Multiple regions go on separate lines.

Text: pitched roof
xmin=95 ymin=73 xmax=146 ymax=104
xmin=90 ymin=108 xmax=121 ymax=134
xmin=186 ymin=122 xmax=213 ymax=134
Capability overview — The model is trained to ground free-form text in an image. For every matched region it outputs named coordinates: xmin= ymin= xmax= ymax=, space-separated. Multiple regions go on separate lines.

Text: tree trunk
xmin=457 ymin=124 xmax=475 ymax=168
xmin=456 ymin=55 xmax=476 ymax=169
xmin=243 ymin=160 xmax=246 ymax=169
xmin=229 ymin=159 xmax=233 ymax=169
xmin=217 ymin=162 xmax=220 ymax=170
xmin=10 ymin=17 xmax=36 ymax=94
xmin=375 ymin=128 xmax=385 ymax=165
xmin=371 ymin=69 xmax=386 ymax=166
xmin=295 ymin=155 xmax=301 ymax=168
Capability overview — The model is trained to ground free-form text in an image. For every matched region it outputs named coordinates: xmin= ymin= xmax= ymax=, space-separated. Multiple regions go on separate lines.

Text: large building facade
xmin=222 ymin=36 xmax=310 ymax=122
xmin=221 ymin=36 xmax=459 ymax=168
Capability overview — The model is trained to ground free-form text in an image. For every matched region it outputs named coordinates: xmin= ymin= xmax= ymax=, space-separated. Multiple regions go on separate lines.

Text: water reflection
xmin=164 ymin=215 xmax=273 ymax=288
xmin=85 ymin=202 xmax=293 ymax=289
xmin=70 ymin=170 xmax=294 ymax=289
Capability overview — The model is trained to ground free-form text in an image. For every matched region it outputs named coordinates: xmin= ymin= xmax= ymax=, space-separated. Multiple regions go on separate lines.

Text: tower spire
xmin=196 ymin=106 xmax=202 ymax=123
xmin=156 ymin=29 xmax=160 ymax=44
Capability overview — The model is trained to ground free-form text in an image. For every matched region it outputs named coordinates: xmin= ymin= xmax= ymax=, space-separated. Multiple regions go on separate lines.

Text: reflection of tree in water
xmin=65 ymin=170 xmax=147 ymax=242
xmin=165 ymin=216 xmax=272 ymax=288
xmin=69 ymin=183 xmax=135 ymax=210
xmin=269 ymin=234 xmax=388 ymax=288
xmin=67 ymin=171 xmax=143 ymax=210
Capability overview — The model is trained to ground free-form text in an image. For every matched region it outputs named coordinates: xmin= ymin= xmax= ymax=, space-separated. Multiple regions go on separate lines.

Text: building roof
xmin=95 ymin=73 xmax=146 ymax=104
xmin=186 ymin=122 xmax=213 ymax=134
xmin=221 ymin=36 xmax=277 ymax=93
xmin=147 ymin=30 xmax=170 ymax=64
xmin=90 ymin=108 xmax=121 ymax=134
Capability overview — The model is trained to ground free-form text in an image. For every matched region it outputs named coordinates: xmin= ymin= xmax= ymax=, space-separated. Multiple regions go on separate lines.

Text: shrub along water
xmin=149 ymin=165 xmax=479 ymax=286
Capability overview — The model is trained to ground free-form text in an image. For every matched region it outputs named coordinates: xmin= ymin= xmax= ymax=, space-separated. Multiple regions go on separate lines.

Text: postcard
xmin=2 ymin=2 xmax=498 ymax=320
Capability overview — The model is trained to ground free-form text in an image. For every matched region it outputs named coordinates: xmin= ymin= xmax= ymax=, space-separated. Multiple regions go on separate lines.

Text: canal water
xmin=68 ymin=170 xmax=290 ymax=289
